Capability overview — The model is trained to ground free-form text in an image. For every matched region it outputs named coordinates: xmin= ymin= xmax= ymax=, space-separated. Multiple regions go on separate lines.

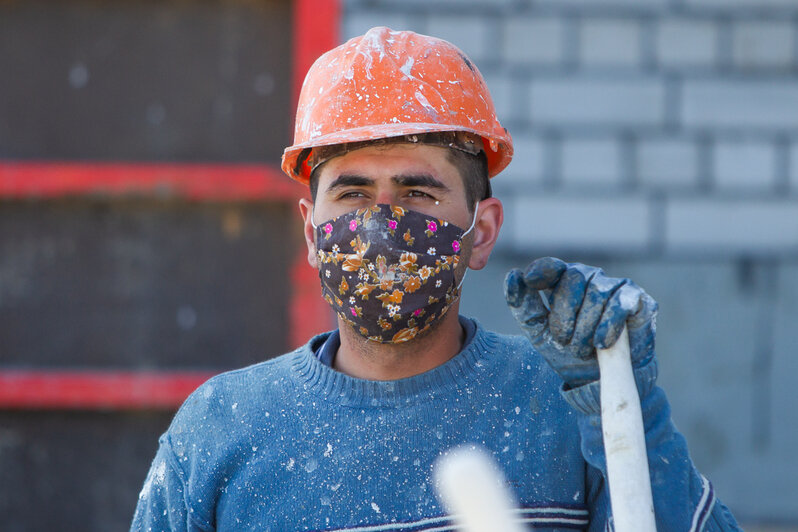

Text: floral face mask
xmin=313 ymin=203 xmax=477 ymax=344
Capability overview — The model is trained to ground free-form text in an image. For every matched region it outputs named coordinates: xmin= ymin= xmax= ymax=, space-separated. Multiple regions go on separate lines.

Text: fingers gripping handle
xmin=597 ymin=326 xmax=657 ymax=532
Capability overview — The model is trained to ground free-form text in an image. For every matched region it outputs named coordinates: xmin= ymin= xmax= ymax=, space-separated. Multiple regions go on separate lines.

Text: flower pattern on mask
xmin=315 ymin=204 xmax=468 ymax=344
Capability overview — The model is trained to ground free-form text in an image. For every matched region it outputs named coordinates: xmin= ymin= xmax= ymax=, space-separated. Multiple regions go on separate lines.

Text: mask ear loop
xmin=310 ymin=207 xmax=319 ymax=230
xmin=460 ymin=200 xmax=480 ymax=238
xmin=455 ymin=201 xmax=480 ymax=290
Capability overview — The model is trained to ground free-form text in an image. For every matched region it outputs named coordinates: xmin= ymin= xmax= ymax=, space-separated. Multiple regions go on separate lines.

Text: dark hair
xmin=308 ymin=145 xmax=490 ymax=214
xmin=447 ymin=148 xmax=490 ymax=213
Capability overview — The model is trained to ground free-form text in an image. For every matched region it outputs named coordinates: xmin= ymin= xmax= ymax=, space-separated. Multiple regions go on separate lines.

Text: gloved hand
xmin=504 ymin=257 xmax=657 ymax=388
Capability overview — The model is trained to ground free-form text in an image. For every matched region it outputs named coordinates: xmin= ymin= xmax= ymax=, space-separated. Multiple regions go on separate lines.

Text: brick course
xmin=790 ymin=142 xmax=798 ymax=192
xmin=580 ymin=18 xmax=642 ymax=68
xmin=713 ymin=139 xmax=777 ymax=191
xmin=424 ymin=14 xmax=492 ymax=65
xmin=682 ymin=81 xmax=798 ymax=130
xmin=529 ymin=77 xmax=665 ymax=127
xmin=561 ymin=137 xmax=622 ymax=187
xmin=666 ymin=199 xmax=798 ymax=253
xmin=656 ymin=18 xmax=718 ymax=69
xmin=731 ymin=20 xmax=794 ymax=71
xmin=504 ymin=17 xmax=566 ymax=67
xmin=499 ymin=133 xmax=547 ymax=187
xmin=512 ymin=195 xmax=650 ymax=251
xmin=638 ymin=138 xmax=700 ymax=189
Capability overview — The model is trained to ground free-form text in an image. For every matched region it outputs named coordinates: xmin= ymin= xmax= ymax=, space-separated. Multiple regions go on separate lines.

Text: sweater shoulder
xmin=473 ymin=326 xmax=567 ymax=401
xmin=186 ymin=351 xmax=297 ymax=408
xmin=165 ymin=336 xmax=328 ymax=442
xmin=478 ymin=327 xmax=551 ymax=372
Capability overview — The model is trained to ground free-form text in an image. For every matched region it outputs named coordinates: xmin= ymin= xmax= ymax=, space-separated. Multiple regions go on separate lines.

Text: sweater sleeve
xmin=561 ymin=360 xmax=742 ymax=531
xmin=130 ymin=436 xmax=210 ymax=532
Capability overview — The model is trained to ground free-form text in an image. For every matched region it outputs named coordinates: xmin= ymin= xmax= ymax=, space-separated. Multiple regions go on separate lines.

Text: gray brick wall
xmin=343 ymin=0 xmax=798 ymax=260
xmin=732 ymin=20 xmax=794 ymax=70
xmin=657 ymin=18 xmax=718 ymax=68
xmin=714 ymin=139 xmax=777 ymax=190
xmin=342 ymin=0 xmax=798 ymax=526
xmin=638 ymin=137 xmax=700 ymax=188
xmin=683 ymin=80 xmax=798 ymax=130
xmin=504 ymin=16 xmax=566 ymax=66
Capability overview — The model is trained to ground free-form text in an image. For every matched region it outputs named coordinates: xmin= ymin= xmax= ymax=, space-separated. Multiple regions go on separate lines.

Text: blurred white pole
xmin=596 ymin=325 xmax=657 ymax=531
xmin=434 ymin=446 xmax=525 ymax=532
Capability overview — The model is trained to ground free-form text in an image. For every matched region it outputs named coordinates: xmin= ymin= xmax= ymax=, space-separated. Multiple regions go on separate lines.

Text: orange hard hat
xmin=282 ymin=26 xmax=513 ymax=185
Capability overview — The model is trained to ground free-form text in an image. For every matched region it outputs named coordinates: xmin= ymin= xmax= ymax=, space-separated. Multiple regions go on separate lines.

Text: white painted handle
xmin=596 ymin=325 xmax=657 ymax=532
xmin=434 ymin=446 xmax=525 ymax=532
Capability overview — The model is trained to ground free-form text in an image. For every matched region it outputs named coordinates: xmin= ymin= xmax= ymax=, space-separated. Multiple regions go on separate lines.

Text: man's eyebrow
xmin=392 ymin=173 xmax=450 ymax=191
xmin=326 ymin=174 xmax=374 ymax=191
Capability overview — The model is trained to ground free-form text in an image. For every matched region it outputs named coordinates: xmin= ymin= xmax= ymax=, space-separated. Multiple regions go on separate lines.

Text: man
xmin=132 ymin=27 xmax=740 ymax=530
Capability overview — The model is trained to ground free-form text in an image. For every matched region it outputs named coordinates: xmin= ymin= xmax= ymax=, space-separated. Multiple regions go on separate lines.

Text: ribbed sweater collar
xmin=289 ymin=322 xmax=498 ymax=408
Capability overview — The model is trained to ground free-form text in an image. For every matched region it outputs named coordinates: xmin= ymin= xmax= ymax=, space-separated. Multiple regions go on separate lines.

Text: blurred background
xmin=1 ymin=0 xmax=796 ymax=530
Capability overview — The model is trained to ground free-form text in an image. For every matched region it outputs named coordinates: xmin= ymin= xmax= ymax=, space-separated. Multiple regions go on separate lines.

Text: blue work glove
xmin=504 ymin=257 xmax=657 ymax=389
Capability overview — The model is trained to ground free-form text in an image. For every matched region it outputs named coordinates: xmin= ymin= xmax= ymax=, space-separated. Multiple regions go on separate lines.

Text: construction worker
xmin=132 ymin=27 xmax=740 ymax=530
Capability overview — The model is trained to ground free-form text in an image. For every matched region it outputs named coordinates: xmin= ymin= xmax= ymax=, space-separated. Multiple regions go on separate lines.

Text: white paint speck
xmin=414 ymin=90 xmax=437 ymax=116
xmin=69 ymin=63 xmax=89 ymax=89
xmin=371 ymin=502 xmax=381 ymax=514
xmin=146 ymin=103 xmax=166 ymax=126
xmin=177 ymin=305 xmax=197 ymax=330
xmin=400 ymin=57 xmax=414 ymax=79
xmin=138 ymin=459 xmax=166 ymax=500
xmin=618 ymin=284 xmax=640 ymax=311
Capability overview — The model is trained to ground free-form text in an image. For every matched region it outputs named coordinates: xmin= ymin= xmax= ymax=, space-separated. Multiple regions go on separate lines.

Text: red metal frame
xmin=0 ymin=371 xmax=219 ymax=410
xmin=287 ymin=0 xmax=341 ymax=348
xmin=0 ymin=0 xmax=340 ymax=410
xmin=292 ymin=0 xmax=340 ymax=113
xmin=0 ymin=161 xmax=297 ymax=201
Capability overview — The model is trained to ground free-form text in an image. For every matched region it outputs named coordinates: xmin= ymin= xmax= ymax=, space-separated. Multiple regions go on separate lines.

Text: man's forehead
xmin=317 ymin=144 xmax=458 ymax=183
xmin=323 ymin=172 xmax=451 ymax=191
xmin=307 ymin=132 xmax=482 ymax=175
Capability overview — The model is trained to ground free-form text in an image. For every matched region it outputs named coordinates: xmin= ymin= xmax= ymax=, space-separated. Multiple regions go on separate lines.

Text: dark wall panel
xmin=0 ymin=411 xmax=175 ymax=532
xmin=0 ymin=199 xmax=298 ymax=369
xmin=0 ymin=1 xmax=298 ymax=529
xmin=0 ymin=0 xmax=292 ymax=162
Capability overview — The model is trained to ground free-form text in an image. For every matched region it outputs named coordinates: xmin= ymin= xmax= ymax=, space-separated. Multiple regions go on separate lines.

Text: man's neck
xmin=333 ymin=304 xmax=466 ymax=381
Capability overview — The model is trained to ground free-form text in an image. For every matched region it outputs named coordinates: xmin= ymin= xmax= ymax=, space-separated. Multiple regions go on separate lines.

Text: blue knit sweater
xmin=132 ymin=321 xmax=740 ymax=531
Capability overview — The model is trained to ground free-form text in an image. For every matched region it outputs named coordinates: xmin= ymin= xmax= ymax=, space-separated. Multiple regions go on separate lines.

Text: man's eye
xmin=408 ymin=190 xmax=434 ymax=199
xmin=339 ymin=191 xmax=366 ymax=199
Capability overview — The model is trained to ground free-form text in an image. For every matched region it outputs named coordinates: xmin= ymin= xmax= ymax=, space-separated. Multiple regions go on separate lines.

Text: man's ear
xmin=467 ymin=197 xmax=503 ymax=271
xmin=298 ymin=198 xmax=318 ymax=269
